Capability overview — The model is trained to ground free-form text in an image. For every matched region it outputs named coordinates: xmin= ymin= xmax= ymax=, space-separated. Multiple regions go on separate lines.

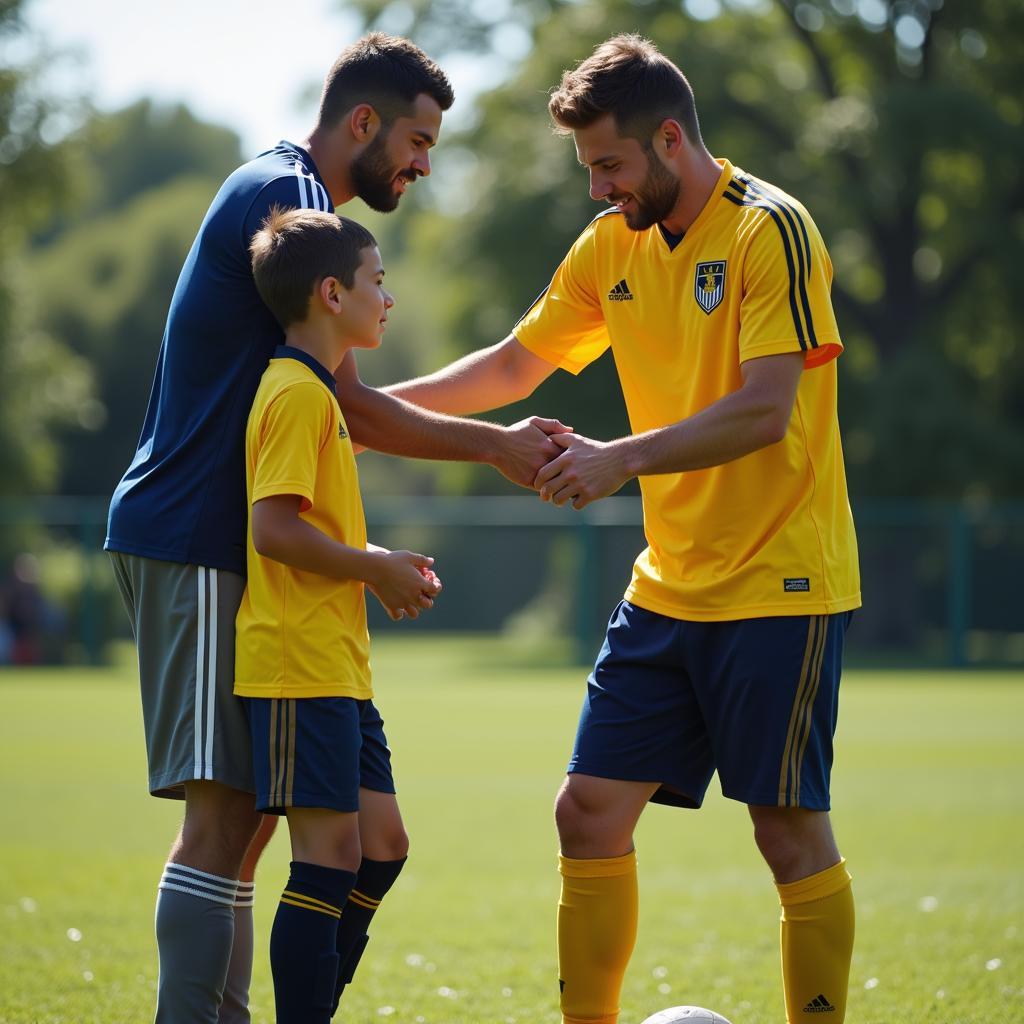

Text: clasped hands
xmin=499 ymin=417 xmax=630 ymax=511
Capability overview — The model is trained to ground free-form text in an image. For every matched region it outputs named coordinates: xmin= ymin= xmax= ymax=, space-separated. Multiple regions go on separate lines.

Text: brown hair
xmin=250 ymin=207 xmax=378 ymax=328
xmin=317 ymin=32 xmax=454 ymax=130
xmin=549 ymin=34 xmax=701 ymax=144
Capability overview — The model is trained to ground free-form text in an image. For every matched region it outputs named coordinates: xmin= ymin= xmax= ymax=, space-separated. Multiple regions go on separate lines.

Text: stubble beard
xmin=351 ymin=131 xmax=413 ymax=213
xmin=623 ymin=147 xmax=681 ymax=231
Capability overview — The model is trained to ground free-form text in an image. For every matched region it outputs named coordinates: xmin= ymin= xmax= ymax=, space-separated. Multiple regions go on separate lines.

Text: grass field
xmin=2 ymin=636 xmax=1022 ymax=1024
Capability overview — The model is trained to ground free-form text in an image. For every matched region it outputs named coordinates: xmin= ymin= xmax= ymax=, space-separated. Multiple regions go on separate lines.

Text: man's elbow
xmin=756 ymin=404 xmax=793 ymax=448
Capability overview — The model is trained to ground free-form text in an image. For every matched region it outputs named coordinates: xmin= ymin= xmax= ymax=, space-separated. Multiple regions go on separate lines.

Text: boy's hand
xmin=418 ymin=565 xmax=443 ymax=592
xmin=366 ymin=549 xmax=441 ymax=621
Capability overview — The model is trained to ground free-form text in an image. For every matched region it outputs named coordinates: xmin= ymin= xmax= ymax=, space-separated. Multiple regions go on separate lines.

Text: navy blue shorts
xmin=244 ymin=696 xmax=395 ymax=814
xmin=568 ymin=601 xmax=853 ymax=810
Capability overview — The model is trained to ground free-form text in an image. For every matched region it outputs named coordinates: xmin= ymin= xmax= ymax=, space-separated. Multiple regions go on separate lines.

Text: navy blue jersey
xmin=105 ymin=141 xmax=333 ymax=575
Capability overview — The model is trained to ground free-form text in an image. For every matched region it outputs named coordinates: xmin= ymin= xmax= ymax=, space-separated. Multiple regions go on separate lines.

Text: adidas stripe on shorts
xmin=109 ymin=552 xmax=255 ymax=798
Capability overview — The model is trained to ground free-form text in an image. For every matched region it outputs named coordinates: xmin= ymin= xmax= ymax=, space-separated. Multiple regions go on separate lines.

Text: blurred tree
xmin=0 ymin=0 xmax=94 ymax=495
xmin=33 ymin=98 xmax=244 ymax=244
xmin=342 ymin=0 xmax=1024 ymax=499
xmin=24 ymin=102 xmax=243 ymax=495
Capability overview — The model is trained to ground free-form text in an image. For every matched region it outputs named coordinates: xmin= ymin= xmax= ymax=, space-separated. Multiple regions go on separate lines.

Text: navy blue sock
xmin=270 ymin=861 xmax=356 ymax=1024
xmin=332 ymin=857 xmax=407 ymax=1014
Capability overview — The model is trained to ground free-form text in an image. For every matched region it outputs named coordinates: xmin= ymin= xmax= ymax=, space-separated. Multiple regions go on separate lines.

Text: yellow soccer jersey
xmin=234 ymin=347 xmax=372 ymax=699
xmin=514 ymin=159 xmax=861 ymax=621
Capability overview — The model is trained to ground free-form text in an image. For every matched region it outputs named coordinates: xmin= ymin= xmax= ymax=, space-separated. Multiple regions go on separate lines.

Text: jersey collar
xmin=277 ymin=140 xmax=330 ymax=203
xmin=273 ymin=345 xmax=339 ymax=401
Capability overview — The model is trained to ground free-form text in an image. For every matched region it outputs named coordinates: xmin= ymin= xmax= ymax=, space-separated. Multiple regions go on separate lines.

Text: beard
xmin=350 ymin=131 xmax=416 ymax=213
xmin=619 ymin=147 xmax=681 ymax=231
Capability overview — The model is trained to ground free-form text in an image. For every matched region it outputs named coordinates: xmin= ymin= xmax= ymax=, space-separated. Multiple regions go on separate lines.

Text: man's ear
xmin=348 ymin=103 xmax=381 ymax=143
xmin=657 ymin=118 xmax=686 ymax=158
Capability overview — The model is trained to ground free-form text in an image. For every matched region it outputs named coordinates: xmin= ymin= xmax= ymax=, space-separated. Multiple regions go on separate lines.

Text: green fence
xmin=0 ymin=496 xmax=1021 ymax=668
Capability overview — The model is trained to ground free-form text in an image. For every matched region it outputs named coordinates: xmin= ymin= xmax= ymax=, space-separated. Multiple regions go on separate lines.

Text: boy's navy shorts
xmin=568 ymin=600 xmax=853 ymax=810
xmin=244 ymin=696 xmax=395 ymax=814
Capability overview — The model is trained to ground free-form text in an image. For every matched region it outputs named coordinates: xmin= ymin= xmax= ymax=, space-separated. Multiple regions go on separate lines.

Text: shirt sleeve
xmin=512 ymin=224 xmax=609 ymax=375
xmin=242 ymin=173 xmax=332 ymax=246
xmin=738 ymin=204 xmax=843 ymax=370
xmin=251 ymin=383 xmax=333 ymax=512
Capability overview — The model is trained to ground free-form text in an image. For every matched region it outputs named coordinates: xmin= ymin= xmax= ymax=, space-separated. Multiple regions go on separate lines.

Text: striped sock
xmin=219 ymin=882 xmax=255 ymax=1024
xmin=155 ymin=863 xmax=239 ymax=1022
xmin=332 ymin=857 xmax=407 ymax=1013
xmin=160 ymin=863 xmax=240 ymax=906
xmin=271 ymin=862 xmax=356 ymax=1024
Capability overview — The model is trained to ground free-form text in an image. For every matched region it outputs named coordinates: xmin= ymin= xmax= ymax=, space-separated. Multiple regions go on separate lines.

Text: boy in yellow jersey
xmin=236 ymin=207 xmax=442 ymax=1024
xmin=336 ymin=33 xmax=860 ymax=1024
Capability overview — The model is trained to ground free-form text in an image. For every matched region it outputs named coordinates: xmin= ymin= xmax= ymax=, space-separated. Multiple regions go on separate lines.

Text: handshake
xmin=494 ymin=416 xmax=631 ymax=511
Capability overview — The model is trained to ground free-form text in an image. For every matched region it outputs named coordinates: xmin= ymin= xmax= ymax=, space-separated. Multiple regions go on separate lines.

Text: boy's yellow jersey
xmin=235 ymin=348 xmax=372 ymax=698
xmin=514 ymin=159 xmax=861 ymax=621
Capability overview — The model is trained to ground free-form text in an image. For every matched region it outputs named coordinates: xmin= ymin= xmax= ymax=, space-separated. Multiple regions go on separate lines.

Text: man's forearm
xmin=382 ymin=343 xmax=517 ymax=415
xmin=341 ymin=378 xmax=505 ymax=463
xmin=618 ymin=382 xmax=790 ymax=478
xmin=379 ymin=334 xmax=555 ymax=416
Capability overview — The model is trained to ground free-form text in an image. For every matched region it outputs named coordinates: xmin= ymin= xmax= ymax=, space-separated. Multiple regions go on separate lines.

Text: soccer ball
xmin=639 ymin=1007 xmax=734 ymax=1024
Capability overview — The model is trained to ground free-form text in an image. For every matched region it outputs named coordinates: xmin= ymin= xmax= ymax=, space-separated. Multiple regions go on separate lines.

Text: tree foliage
xmin=24 ymin=102 xmax=243 ymax=495
xmin=0 ymin=0 xmax=93 ymax=495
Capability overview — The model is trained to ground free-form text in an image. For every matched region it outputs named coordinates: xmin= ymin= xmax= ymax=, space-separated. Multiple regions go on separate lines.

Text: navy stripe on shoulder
xmin=737 ymin=175 xmax=818 ymax=348
xmin=590 ymin=205 xmax=623 ymax=224
xmin=724 ymin=190 xmax=807 ymax=350
xmin=513 ymin=285 xmax=550 ymax=330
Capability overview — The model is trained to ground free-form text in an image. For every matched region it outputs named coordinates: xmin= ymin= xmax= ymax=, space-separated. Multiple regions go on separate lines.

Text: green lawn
xmin=2 ymin=638 xmax=1022 ymax=1023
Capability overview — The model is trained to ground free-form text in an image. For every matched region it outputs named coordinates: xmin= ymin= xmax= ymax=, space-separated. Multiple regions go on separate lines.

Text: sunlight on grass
xmin=2 ymin=643 xmax=1022 ymax=1023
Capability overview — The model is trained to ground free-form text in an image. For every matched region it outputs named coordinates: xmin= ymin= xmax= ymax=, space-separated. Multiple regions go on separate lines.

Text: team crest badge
xmin=694 ymin=260 xmax=727 ymax=314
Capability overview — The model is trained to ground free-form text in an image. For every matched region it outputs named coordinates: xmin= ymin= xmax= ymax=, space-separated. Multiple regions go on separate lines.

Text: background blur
xmin=1 ymin=0 xmax=1021 ymax=668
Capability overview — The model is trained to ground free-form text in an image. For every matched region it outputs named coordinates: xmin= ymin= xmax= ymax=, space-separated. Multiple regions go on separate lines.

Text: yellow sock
xmin=777 ymin=858 xmax=855 ymax=1022
xmin=557 ymin=851 xmax=638 ymax=1024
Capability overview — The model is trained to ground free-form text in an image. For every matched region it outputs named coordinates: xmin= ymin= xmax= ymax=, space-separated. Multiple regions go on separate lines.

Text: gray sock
xmin=219 ymin=882 xmax=255 ymax=1024
xmin=155 ymin=863 xmax=239 ymax=1024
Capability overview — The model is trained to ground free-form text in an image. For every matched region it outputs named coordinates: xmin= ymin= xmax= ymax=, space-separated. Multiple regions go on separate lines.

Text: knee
xmin=751 ymin=810 xmax=839 ymax=882
xmin=378 ymin=826 xmax=409 ymax=862
xmin=554 ymin=783 xmax=596 ymax=849
xmin=180 ymin=786 xmax=262 ymax=868
xmin=753 ymin=817 xmax=804 ymax=878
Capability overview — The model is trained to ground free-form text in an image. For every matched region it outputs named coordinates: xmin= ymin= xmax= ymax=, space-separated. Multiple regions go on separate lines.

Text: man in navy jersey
xmin=107 ymin=33 xmax=566 ymax=1024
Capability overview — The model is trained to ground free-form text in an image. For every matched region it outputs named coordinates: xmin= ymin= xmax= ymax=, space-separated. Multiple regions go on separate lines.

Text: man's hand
xmin=491 ymin=416 xmax=573 ymax=488
xmin=534 ymin=433 xmax=631 ymax=510
xmin=365 ymin=549 xmax=442 ymax=621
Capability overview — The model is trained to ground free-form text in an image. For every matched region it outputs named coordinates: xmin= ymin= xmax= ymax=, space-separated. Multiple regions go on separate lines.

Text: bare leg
xmin=220 ymin=814 xmax=277 ymax=1024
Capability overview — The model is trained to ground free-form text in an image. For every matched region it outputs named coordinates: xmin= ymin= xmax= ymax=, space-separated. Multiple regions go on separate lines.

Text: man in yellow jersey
xmin=336 ymin=33 xmax=860 ymax=1024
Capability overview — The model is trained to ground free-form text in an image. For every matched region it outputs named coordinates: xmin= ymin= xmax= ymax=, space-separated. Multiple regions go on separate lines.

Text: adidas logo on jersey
xmin=803 ymin=995 xmax=836 ymax=1013
xmin=338 ymin=423 xmax=348 ymax=439
xmin=608 ymin=279 xmax=634 ymax=301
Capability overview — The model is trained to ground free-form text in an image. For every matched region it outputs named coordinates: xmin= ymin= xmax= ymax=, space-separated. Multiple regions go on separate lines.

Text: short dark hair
xmin=250 ymin=207 xmax=378 ymax=328
xmin=548 ymin=34 xmax=701 ymax=145
xmin=317 ymin=32 xmax=454 ymax=130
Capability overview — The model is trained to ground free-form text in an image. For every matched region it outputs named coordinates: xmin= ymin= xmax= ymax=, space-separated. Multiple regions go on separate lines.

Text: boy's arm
xmin=334 ymin=338 xmax=567 ymax=488
xmin=252 ymin=495 xmax=439 ymax=620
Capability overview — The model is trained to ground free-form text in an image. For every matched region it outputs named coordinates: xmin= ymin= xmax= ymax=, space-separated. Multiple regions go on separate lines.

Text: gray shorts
xmin=109 ymin=552 xmax=254 ymax=799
